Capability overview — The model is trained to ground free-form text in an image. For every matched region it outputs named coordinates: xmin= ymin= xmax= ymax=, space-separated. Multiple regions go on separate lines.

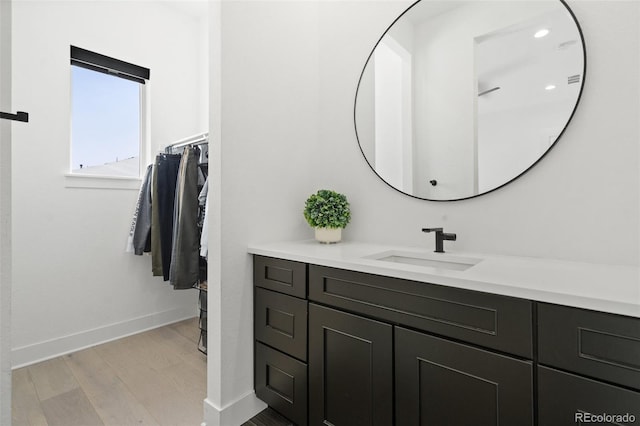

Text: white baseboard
xmin=11 ymin=306 xmax=197 ymax=369
xmin=203 ymin=392 xmax=266 ymax=426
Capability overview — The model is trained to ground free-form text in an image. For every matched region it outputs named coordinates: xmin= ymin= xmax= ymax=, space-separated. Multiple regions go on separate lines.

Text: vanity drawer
xmin=309 ymin=265 xmax=533 ymax=358
xmin=255 ymin=287 xmax=308 ymax=361
xmin=255 ymin=342 xmax=307 ymax=426
xmin=538 ymin=366 xmax=640 ymax=425
xmin=538 ymin=303 xmax=640 ymax=390
xmin=254 ymin=255 xmax=307 ymax=298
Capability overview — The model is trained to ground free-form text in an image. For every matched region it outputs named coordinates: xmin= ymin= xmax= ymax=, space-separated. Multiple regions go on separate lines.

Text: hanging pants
xmin=151 ymin=153 xmax=181 ymax=281
xmin=169 ymin=148 xmax=201 ymax=289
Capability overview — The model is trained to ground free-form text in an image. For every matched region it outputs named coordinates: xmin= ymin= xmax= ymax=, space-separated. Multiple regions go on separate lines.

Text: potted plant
xmin=303 ymin=189 xmax=351 ymax=243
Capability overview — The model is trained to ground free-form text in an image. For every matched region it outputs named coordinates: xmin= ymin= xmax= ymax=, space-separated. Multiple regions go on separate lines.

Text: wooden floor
xmin=12 ymin=318 xmax=207 ymax=426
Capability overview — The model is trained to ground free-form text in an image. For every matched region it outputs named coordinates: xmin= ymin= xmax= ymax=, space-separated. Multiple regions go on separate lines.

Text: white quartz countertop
xmin=248 ymin=240 xmax=640 ymax=318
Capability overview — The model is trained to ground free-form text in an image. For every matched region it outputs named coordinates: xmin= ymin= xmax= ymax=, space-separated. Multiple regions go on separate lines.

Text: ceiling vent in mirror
xmin=568 ymin=74 xmax=581 ymax=84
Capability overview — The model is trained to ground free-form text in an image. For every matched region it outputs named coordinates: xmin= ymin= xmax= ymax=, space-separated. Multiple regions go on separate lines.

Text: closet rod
xmin=164 ymin=132 xmax=209 ymax=153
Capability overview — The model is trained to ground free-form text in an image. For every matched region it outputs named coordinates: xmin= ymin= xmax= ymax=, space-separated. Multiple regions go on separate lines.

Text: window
xmin=70 ymin=46 xmax=150 ymax=179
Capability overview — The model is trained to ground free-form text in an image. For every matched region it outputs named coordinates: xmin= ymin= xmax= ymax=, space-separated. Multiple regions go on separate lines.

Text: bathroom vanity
xmin=249 ymin=241 xmax=639 ymax=426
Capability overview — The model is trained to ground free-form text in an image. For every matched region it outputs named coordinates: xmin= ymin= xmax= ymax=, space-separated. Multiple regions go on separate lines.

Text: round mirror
xmin=354 ymin=0 xmax=585 ymax=201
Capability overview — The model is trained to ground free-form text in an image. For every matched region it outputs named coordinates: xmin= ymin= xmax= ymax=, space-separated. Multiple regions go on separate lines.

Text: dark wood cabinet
xmin=538 ymin=303 xmax=640 ymax=391
xmin=538 ymin=366 xmax=640 ymax=425
xmin=254 ymin=255 xmax=307 ymax=298
xmin=309 ymin=264 xmax=533 ymax=358
xmin=254 ymin=256 xmax=309 ymax=425
xmin=308 ymin=303 xmax=393 ymax=426
xmin=255 ymin=287 xmax=308 ymax=362
xmin=255 ymin=342 xmax=308 ymax=426
xmin=253 ymin=255 xmax=640 ymax=426
xmin=396 ymin=326 xmax=533 ymax=426
xmin=537 ymin=303 xmax=640 ymax=424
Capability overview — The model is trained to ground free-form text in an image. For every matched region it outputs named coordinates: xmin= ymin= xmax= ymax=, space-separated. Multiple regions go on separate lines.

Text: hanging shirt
xmin=126 ymin=164 xmax=153 ymax=254
xmin=169 ymin=148 xmax=200 ymax=289
xmin=199 ymin=178 xmax=209 ymax=260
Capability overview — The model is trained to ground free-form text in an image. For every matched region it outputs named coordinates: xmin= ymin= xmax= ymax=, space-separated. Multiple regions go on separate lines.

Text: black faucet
xmin=422 ymin=228 xmax=456 ymax=253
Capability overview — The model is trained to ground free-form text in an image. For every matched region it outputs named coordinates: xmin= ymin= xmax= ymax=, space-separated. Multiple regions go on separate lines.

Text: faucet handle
xmin=422 ymin=228 xmax=443 ymax=233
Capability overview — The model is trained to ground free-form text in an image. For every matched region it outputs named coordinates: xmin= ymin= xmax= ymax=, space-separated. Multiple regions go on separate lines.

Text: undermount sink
xmin=364 ymin=250 xmax=482 ymax=271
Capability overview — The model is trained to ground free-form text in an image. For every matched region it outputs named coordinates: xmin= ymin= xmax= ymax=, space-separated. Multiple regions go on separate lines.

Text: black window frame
xmin=70 ymin=46 xmax=150 ymax=84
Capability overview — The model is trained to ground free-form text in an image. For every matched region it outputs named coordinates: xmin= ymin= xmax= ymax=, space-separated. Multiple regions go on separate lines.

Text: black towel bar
xmin=0 ymin=111 xmax=29 ymax=122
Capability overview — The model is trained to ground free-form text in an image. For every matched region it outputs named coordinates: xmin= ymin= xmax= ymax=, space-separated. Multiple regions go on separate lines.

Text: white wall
xmin=207 ymin=1 xmax=639 ymax=424
xmin=475 ymin=5 xmax=583 ymax=194
xmin=412 ymin=5 xmax=476 ymax=199
xmin=412 ymin=1 xmax=560 ymax=199
xmin=355 ymin=56 xmax=376 ymax=165
xmin=11 ymin=0 xmax=208 ymax=367
xmin=315 ymin=0 xmax=639 ymax=265
xmin=478 ymin=101 xmax=567 ymax=192
xmin=205 ymin=1 xmax=319 ymax=424
xmin=0 ymin=0 xmax=12 ymax=422
xmin=373 ymin=41 xmax=406 ymax=190
xmin=373 ymin=38 xmax=413 ymax=193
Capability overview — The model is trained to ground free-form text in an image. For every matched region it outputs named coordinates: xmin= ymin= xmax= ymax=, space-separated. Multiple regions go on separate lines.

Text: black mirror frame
xmin=353 ymin=0 xmax=587 ymax=202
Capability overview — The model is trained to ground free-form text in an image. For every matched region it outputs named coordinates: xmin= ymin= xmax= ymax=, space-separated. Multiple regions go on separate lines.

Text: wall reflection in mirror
xmin=355 ymin=0 xmax=585 ymax=201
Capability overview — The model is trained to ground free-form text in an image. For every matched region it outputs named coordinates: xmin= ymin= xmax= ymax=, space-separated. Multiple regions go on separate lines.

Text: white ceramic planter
xmin=315 ymin=227 xmax=342 ymax=244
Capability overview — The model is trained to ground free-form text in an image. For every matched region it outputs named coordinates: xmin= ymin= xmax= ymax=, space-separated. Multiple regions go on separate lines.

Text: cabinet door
xmin=255 ymin=342 xmax=307 ymax=426
xmin=396 ymin=327 xmax=533 ymax=426
xmin=308 ymin=304 xmax=392 ymax=426
xmin=538 ymin=366 xmax=640 ymax=425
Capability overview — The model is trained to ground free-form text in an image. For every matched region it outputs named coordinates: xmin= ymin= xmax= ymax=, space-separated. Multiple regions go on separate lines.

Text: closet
xmin=128 ymin=132 xmax=209 ymax=354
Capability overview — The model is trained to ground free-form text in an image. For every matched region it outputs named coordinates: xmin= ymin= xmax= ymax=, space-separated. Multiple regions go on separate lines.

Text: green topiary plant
xmin=303 ymin=189 xmax=351 ymax=229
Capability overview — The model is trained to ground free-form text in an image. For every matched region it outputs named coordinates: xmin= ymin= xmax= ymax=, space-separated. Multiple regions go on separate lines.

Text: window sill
xmin=64 ymin=173 xmax=142 ymax=190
